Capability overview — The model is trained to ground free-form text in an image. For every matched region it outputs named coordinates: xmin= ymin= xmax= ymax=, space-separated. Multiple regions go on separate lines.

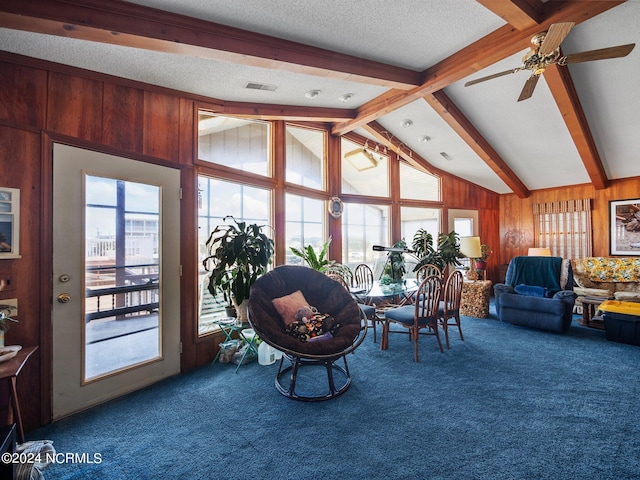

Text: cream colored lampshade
xmin=459 ymin=236 xmax=482 ymax=259
xmin=528 ymin=247 xmax=551 ymax=256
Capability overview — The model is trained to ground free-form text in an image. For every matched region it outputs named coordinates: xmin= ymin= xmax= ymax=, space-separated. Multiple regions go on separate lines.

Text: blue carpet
xmin=28 ymin=305 xmax=640 ymax=480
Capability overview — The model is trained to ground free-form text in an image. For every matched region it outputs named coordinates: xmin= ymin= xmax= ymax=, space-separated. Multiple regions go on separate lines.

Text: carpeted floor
xmin=28 ymin=305 xmax=640 ymax=480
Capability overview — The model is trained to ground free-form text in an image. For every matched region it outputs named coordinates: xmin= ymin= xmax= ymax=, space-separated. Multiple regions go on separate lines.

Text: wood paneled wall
xmin=499 ymin=177 xmax=640 ymax=273
xmin=1 ymin=52 xmax=509 ymax=432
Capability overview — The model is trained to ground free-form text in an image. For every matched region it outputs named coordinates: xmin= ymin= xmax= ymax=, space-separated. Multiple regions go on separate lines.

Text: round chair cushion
xmin=248 ymin=265 xmax=361 ymax=356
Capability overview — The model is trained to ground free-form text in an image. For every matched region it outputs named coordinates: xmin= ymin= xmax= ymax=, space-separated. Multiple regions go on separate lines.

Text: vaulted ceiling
xmin=1 ymin=0 xmax=638 ymax=198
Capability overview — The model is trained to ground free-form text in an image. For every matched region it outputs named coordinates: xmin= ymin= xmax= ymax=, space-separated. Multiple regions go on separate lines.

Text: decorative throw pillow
xmin=514 ymin=284 xmax=549 ymax=298
xmin=272 ymin=290 xmax=310 ymax=326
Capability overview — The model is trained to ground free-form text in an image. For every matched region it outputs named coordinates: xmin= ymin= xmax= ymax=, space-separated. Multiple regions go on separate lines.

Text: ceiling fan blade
xmin=517 ymin=74 xmax=540 ymax=102
xmin=464 ymin=68 xmax=521 ymax=87
xmin=561 ymin=44 xmax=635 ymax=64
xmin=539 ymin=22 xmax=575 ymax=56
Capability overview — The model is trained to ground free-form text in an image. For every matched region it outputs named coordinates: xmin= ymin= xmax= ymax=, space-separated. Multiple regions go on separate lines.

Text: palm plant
xmin=289 ymin=237 xmax=336 ymax=272
xmin=411 ymin=229 xmax=463 ymax=272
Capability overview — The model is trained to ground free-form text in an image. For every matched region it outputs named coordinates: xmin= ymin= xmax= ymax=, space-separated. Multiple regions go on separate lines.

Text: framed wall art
xmin=609 ymin=198 xmax=640 ymax=256
xmin=0 ymin=187 xmax=20 ymax=259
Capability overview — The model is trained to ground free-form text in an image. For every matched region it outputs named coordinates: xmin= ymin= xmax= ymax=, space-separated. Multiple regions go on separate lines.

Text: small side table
xmin=461 ymin=280 xmax=492 ymax=318
xmin=213 ymin=320 xmax=259 ymax=373
xmin=576 ymin=296 xmax=609 ymax=330
xmin=0 ymin=346 xmax=38 ymax=444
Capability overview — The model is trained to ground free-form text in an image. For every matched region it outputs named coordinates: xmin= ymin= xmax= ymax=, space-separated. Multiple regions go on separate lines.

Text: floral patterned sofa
xmin=571 ymin=257 xmax=640 ymax=303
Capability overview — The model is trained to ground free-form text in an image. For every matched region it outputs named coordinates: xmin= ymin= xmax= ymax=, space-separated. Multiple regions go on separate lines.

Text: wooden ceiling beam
xmin=361 ymin=122 xmax=441 ymax=176
xmin=0 ymin=0 xmax=421 ymax=90
xmin=214 ymin=102 xmax=357 ymax=122
xmin=543 ymin=63 xmax=609 ymax=190
xmin=423 ymin=90 xmax=531 ymax=199
xmin=332 ymin=1 xmax=624 ymax=136
xmin=477 ymin=0 xmax=545 ymax=31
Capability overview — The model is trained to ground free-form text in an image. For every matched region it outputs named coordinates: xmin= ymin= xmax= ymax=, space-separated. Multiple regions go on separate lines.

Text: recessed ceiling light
xmin=338 ymin=93 xmax=354 ymax=102
xmin=401 ymin=119 xmax=413 ymax=128
xmin=305 ymin=90 xmax=321 ymax=99
xmin=419 ymin=135 xmax=431 ymax=143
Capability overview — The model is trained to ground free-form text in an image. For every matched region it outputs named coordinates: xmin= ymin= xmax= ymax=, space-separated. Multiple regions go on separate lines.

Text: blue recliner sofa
xmin=494 ymin=256 xmax=576 ymax=333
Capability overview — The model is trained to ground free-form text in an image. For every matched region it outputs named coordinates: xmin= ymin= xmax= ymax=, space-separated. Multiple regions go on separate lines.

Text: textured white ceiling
xmin=0 ymin=0 xmax=638 ymax=194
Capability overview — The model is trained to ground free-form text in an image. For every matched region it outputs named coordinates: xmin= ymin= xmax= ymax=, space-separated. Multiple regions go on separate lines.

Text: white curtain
xmin=532 ymin=199 xmax=592 ymax=259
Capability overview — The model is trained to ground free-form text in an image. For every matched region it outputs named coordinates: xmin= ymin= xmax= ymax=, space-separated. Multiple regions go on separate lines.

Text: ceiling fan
xmin=464 ymin=22 xmax=635 ymax=101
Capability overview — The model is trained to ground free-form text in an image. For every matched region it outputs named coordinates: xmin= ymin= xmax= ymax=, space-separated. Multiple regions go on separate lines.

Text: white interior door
xmin=52 ymin=143 xmax=181 ymax=419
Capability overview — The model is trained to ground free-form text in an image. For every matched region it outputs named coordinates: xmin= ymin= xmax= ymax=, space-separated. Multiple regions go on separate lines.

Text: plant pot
xmin=234 ymin=299 xmax=250 ymax=325
xmin=224 ymin=306 xmax=237 ymax=318
xmin=475 ymin=260 xmax=487 ymax=271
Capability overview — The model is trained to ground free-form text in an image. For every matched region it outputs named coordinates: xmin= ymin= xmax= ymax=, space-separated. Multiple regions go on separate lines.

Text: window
xmin=341 ymin=138 xmax=389 ymax=197
xmin=197 ymin=176 xmax=272 ymax=334
xmin=342 ymin=203 xmax=389 ymax=275
xmin=399 ymin=162 xmax=440 ymax=201
xmin=401 ymin=207 xmax=440 ymax=242
xmin=533 ymin=199 xmax=592 ymax=259
xmin=198 ymin=113 xmax=271 ymax=177
xmin=401 ymin=207 xmax=441 ymax=276
xmin=286 ymin=126 xmax=325 ymax=190
xmin=285 ymin=194 xmax=325 ymax=266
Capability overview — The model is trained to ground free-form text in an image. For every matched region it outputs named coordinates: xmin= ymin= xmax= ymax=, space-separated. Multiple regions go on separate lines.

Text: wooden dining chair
xmin=328 ymin=271 xmax=378 ymax=343
xmin=382 ymin=275 xmax=444 ymax=361
xmin=439 ymin=269 xmax=464 ymax=349
xmin=415 ymin=263 xmax=442 ymax=282
xmin=353 ymin=264 xmax=374 ymax=293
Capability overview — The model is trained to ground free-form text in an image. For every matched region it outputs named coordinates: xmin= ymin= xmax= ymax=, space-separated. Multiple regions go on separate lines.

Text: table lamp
xmin=459 ymin=236 xmax=482 ymax=281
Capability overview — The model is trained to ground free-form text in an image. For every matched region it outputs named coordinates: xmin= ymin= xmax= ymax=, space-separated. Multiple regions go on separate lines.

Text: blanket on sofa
xmin=507 ymin=256 xmax=562 ymax=292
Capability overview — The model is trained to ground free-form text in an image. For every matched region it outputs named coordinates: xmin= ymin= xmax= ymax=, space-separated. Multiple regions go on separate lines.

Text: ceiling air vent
xmin=440 ymin=152 xmax=453 ymax=161
xmin=245 ymin=82 xmax=277 ymax=91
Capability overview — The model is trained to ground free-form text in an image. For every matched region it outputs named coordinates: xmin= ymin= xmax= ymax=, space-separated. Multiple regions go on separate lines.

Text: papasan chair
xmin=248 ymin=265 xmax=367 ymax=401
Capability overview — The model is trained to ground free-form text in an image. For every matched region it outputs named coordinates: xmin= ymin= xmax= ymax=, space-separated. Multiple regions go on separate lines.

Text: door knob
xmin=57 ymin=293 xmax=71 ymax=303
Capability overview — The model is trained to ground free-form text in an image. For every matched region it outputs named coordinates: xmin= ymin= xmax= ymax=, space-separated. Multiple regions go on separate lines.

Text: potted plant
xmin=202 ymin=216 xmax=274 ymax=324
xmin=0 ymin=305 xmax=18 ymax=347
xmin=411 ymin=229 xmax=463 ymax=272
xmin=289 ymin=237 xmax=335 ymax=272
xmin=474 ymin=244 xmax=492 ymax=271
xmin=380 ymin=239 xmax=407 ymax=285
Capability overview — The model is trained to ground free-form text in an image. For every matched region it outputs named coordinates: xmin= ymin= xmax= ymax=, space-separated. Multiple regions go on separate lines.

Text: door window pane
xmin=286 ymin=126 xmax=325 ymax=190
xmin=341 ymin=203 xmax=389 ymax=276
xmin=341 ymin=138 xmax=389 ymax=197
xmin=197 ymin=176 xmax=271 ymax=334
xmin=198 ymin=113 xmax=270 ymax=177
xmin=84 ymin=175 xmax=161 ymax=381
xmin=285 ymin=194 xmax=325 ymax=266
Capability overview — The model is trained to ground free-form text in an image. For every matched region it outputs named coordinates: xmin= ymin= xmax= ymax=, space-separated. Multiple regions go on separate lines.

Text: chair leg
xmin=370 ymin=315 xmax=377 ymax=343
xmin=445 ymin=325 xmax=450 ymax=349
xmin=456 ymin=314 xmax=464 ymax=341
xmin=433 ymin=321 xmax=444 ymax=353
xmin=381 ymin=320 xmax=389 ymax=350
xmin=413 ymin=326 xmax=419 ymax=362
